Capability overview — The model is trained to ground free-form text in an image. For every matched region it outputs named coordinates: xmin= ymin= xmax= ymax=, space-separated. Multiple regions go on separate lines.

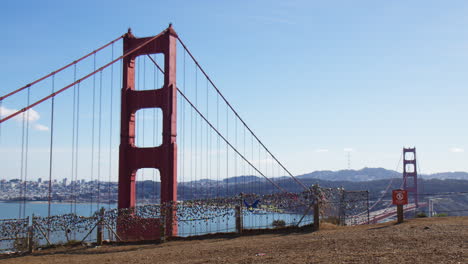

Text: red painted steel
xmin=118 ymin=25 xmax=178 ymax=239
xmin=403 ymin=148 xmax=418 ymax=207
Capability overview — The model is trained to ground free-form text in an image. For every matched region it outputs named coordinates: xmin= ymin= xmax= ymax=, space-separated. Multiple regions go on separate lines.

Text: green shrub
xmin=434 ymin=213 xmax=448 ymax=217
xmin=416 ymin=212 xmax=427 ymax=218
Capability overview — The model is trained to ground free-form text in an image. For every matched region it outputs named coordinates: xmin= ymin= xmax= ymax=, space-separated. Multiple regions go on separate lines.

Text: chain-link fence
xmin=0 ymin=217 xmax=29 ymax=253
xmin=0 ymin=186 xmax=373 ymax=253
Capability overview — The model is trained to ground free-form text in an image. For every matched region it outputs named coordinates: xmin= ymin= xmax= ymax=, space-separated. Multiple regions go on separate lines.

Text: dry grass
xmin=2 ymin=217 xmax=467 ymax=264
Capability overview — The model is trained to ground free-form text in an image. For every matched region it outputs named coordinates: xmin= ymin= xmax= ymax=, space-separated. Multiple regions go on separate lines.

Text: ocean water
xmin=0 ymin=201 xmax=313 ymax=238
xmin=0 ymin=201 xmax=115 ymax=219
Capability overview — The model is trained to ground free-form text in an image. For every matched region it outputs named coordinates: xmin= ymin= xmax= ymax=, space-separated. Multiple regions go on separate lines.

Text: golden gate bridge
xmin=0 ymin=25 xmax=421 ymax=243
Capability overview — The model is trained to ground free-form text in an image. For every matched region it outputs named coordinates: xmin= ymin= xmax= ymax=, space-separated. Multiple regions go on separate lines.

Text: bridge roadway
xmin=346 ymin=202 xmax=427 ymax=225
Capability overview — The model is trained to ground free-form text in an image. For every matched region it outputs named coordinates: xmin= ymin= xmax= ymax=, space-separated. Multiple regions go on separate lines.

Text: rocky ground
xmin=1 ymin=216 xmax=466 ymax=264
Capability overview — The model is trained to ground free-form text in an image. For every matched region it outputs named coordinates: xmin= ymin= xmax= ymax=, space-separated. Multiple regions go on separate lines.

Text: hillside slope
xmin=3 ymin=217 xmax=466 ymax=264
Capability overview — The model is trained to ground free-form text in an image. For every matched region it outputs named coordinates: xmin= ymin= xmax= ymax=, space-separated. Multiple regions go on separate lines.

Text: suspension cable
xmin=176 ymin=36 xmax=308 ymax=191
xmin=47 ymin=75 xmax=55 ymax=219
xmin=1 ymin=30 xmax=166 ymax=124
xmin=0 ymin=35 xmax=123 ymax=101
xmin=90 ymin=54 xmax=97 ymax=214
xmin=176 ymin=88 xmax=286 ymax=192
xmin=97 ymin=70 xmax=103 ymax=209
xmin=108 ymin=43 xmax=114 ymax=209
xmin=70 ymin=65 xmax=77 ymax=214
xmin=23 ymin=86 xmax=31 ymax=218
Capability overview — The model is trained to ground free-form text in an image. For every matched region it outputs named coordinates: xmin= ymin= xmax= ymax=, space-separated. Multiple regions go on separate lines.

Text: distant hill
xmin=222 ymin=175 xmax=261 ymax=183
xmin=295 ymin=168 xmax=468 ymax=182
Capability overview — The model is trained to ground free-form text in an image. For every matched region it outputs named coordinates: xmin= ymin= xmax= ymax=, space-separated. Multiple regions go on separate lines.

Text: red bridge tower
xmin=118 ymin=26 xmax=178 ymax=239
xmin=402 ymin=147 xmax=418 ymax=208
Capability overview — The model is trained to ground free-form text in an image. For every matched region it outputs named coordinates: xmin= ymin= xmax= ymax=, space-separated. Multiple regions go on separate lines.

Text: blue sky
xmin=1 ymin=0 xmax=467 ymax=181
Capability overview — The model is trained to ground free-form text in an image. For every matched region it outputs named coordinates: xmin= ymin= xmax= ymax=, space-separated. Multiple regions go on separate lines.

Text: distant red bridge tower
xmin=402 ymin=147 xmax=418 ymax=208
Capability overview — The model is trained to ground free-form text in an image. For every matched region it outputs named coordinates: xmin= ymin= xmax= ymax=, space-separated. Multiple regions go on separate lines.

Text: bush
xmin=416 ymin=212 xmax=427 ymax=218
xmin=434 ymin=213 xmax=448 ymax=217
xmin=272 ymin=220 xmax=286 ymax=228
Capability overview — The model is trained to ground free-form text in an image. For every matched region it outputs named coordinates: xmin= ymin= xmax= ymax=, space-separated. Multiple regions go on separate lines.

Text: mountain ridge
xmin=295 ymin=167 xmax=468 ymax=182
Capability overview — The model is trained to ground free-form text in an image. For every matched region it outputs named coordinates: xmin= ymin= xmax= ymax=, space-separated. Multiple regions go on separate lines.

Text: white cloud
xmin=0 ymin=106 xmax=40 ymax=122
xmin=1 ymin=105 xmax=48 ymax=132
xmin=315 ymin=149 xmax=329 ymax=153
xmin=344 ymin=148 xmax=353 ymax=152
xmin=450 ymin=147 xmax=464 ymax=153
xmin=34 ymin=124 xmax=49 ymax=131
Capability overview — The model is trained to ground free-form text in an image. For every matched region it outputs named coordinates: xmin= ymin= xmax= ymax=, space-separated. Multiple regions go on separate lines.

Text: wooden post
xmin=235 ymin=205 xmax=243 ymax=234
xmin=28 ymin=215 xmax=33 ymax=253
xmin=97 ymin=208 xmax=105 ymax=245
xmin=313 ymin=201 xmax=320 ymax=231
xmin=397 ymin=204 xmax=404 ymax=223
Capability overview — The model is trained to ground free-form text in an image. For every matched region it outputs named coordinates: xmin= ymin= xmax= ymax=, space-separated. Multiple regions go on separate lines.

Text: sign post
xmin=392 ymin=190 xmax=408 ymax=223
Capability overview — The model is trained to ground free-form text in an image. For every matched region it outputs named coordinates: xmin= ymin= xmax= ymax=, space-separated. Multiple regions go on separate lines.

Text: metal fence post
xmin=97 ymin=207 xmax=105 ymax=245
xmin=235 ymin=205 xmax=243 ymax=234
xmin=28 ymin=215 xmax=33 ymax=253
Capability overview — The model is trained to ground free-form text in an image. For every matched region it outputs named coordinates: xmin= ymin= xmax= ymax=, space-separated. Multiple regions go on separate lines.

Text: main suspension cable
xmin=176 ymin=88 xmax=286 ymax=192
xmin=0 ymin=35 xmax=123 ymax=101
xmin=1 ymin=30 xmax=166 ymax=124
xmin=175 ymin=37 xmax=308 ymax=191
xmin=147 ymin=55 xmax=288 ymax=193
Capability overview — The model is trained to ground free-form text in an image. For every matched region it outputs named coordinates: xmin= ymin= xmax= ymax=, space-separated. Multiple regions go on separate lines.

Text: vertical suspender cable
xmin=194 ymin=66 xmax=198 ymax=200
xmin=108 ymin=43 xmax=114 ymax=209
xmin=226 ymin=104 xmax=229 ymax=196
xmin=46 ymin=77 xmax=54 ymax=237
xmin=235 ymin=117 xmax=237 ymax=194
xmin=70 ymin=65 xmax=77 ymax=214
xmin=206 ymin=79 xmax=209 ymax=196
xmin=243 ymin=127 xmax=246 ymax=193
xmin=216 ymin=93 xmax=219 ymax=198
xmin=74 ymin=79 xmax=81 ymax=216
xmin=90 ymin=54 xmax=96 ymax=215
xmin=97 ymin=70 xmax=103 ymax=210
xmin=48 ymin=75 xmax=55 ymax=219
xmin=23 ymin=86 xmax=31 ymax=218
xmin=181 ymin=51 xmax=186 ymax=199
xmin=19 ymin=98 xmax=26 ymax=218
xmin=225 ymin=104 xmax=229 ymax=229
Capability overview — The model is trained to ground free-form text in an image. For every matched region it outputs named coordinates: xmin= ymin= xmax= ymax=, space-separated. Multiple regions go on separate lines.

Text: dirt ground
xmin=1 ymin=217 xmax=466 ymax=264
